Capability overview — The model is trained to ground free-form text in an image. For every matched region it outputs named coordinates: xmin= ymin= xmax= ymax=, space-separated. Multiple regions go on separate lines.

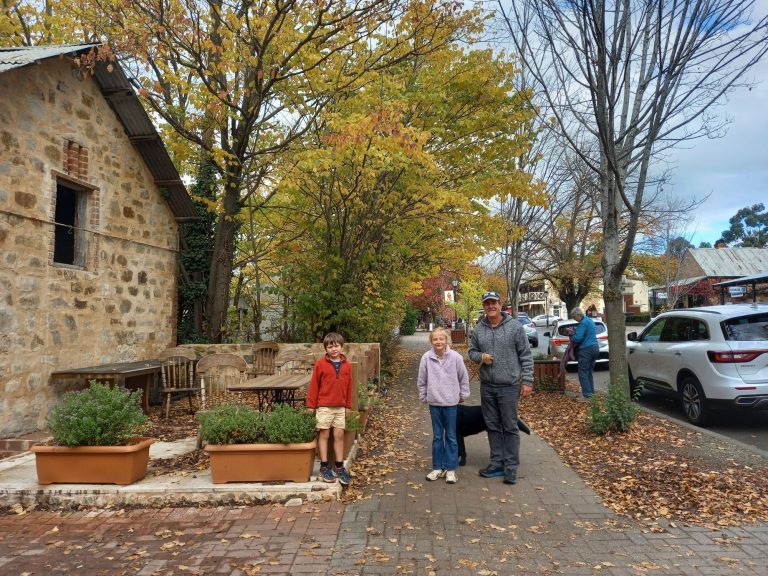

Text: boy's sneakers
xmin=319 ymin=466 xmax=336 ymax=483
xmin=426 ymin=469 xmax=446 ymax=481
xmin=333 ymin=466 xmax=351 ymax=486
xmin=445 ymin=470 xmax=457 ymax=484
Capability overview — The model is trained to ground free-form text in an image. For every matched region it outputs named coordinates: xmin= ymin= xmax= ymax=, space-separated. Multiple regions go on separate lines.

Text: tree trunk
xmin=206 ymin=173 xmax=242 ymax=343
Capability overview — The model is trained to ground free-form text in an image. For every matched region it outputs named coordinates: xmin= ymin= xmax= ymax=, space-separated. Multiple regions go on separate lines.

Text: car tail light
xmin=551 ymin=337 xmax=569 ymax=346
xmin=707 ymin=350 xmax=768 ymax=363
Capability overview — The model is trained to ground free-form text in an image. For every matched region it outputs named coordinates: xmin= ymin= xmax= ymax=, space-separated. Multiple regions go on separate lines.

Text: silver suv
xmin=627 ymin=304 xmax=768 ymax=426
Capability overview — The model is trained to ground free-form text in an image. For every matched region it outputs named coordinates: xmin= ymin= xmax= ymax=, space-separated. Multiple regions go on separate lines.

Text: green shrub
xmin=586 ymin=378 xmax=639 ymax=434
xmin=625 ymin=313 xmax=651 ymax=324
xmin=533 ymin=352 xmax=551 ymax=361
xmin=47 ymin=380 xmax=148 ymax=447
xmin=263 ymin=404 xmax=317 ymax=444
xmin=345 ymin=412 xmax=363 ymax=433
xmin=197 ymin=404 xmax=267 ymax=444
xmin=399 ymin=304 xmax=419 ymax=336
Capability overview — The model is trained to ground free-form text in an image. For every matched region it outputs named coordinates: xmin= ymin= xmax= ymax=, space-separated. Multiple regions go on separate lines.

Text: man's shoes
xmin=445 ymin=470 xmax=457 ymax=484
xmin=478 ymin=465 xmax=505 ymax=478
xmin=319 ymin=466 xmax=336 ymax=483
xmin=426 ymin=469 xmax=446 ymax=481
xmin=333 ymin=466 xmax=351 ymax=486
xmin=503 ymin=474 xmax=517 ymax=485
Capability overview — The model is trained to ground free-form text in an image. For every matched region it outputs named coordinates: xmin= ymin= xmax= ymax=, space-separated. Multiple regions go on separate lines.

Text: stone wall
xmin=0 ymin=58 xmax=180 ymax=436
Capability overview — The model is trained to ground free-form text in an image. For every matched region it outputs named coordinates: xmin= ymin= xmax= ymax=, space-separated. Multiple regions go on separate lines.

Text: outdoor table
xmin=227 ymin=372 xmax=311 ymax=411
xmin=50 ymin=360 xmax=163 ymax=414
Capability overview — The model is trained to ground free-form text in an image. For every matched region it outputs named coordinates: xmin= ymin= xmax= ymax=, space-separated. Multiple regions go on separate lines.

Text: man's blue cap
xmin=481 ymin=291 xmax=501 ymax=303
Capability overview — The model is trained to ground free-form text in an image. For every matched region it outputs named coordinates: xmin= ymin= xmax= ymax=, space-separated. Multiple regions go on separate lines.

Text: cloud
xmin=666 ymin=1 xmax=768 ymax=245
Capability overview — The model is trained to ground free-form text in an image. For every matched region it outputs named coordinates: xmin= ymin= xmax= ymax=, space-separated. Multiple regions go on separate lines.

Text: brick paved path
xmin=0 ymin=503 xmax=344 ymax=575
xmin=2 ymin=334 xmax=768 ymax=575
xmin=329 ymin=334 xmax=768 ymax=575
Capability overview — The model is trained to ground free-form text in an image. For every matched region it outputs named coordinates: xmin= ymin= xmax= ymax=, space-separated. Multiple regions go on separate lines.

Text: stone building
xmin=0 ymin=45 xmax=197 ymax=436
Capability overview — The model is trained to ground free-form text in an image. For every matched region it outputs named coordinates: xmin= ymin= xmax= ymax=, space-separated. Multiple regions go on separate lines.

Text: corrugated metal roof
xmin=0 ymin=43 xmax=99 ymax=72
xmin=686 ymin=248 xmax=768 ymax=277
xmin=713 ymin=272 xmax=768 ymax=287
xmin=0 ymin=44 xmax=197 ymax=221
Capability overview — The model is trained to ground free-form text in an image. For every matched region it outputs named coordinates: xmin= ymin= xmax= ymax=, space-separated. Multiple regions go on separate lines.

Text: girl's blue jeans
xmin=429 ymin=404 xmax=458 ymax=471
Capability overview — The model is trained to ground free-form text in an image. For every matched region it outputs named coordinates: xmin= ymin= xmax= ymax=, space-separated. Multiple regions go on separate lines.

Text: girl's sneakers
xmin=426 ymin=469 xmax=446 ymax=481
xmin=445 ymin=470 xmax=457 ymax=484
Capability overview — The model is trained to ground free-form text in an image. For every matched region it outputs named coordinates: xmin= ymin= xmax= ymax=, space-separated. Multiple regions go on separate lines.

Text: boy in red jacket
xmin=306 ymin=332 xmax=353 ymax=485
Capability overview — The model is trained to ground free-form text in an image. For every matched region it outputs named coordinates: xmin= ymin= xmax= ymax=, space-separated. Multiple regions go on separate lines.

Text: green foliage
xmin=263 ymin=404 xmax=318 ymax=444
xmin=586 ymin=378 xmax=639 ymax=435
xmin=178 ymin=160 xmax=217 ymax=344
xmin=197 ymin=404 xmax=266 ymax=444
xmin=532 ymin=352 xmax=551 ymax=361
xmin=721 ymin=203 xmax=768 ymax=248
xmin=47 ymin=381 xmax=148 ymax=447
xmin=345 ymin=412 xmax=363 ymax=433
xmin=400 ymin=304 xmax=419 ymax=336
xmin=625 ymin=313 xmax=651 ymax=324
xmin=198 ymin=403 xmax=317 ymax=444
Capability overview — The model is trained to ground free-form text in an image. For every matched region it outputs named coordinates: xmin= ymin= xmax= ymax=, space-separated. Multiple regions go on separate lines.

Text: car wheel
xmin=679 ymin=376 xmax=710 ymax=426
xmin=628 ymin=368 xmax=641 ymax=398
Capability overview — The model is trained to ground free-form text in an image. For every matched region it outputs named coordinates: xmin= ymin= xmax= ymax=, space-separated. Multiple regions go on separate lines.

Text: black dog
xmin=456 ymin=404 xmax=531 ymax=466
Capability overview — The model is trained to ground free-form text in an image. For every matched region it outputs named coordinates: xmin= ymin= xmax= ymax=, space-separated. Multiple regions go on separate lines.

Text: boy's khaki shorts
xmin=315 ymin=407 xmax=346 ymax=430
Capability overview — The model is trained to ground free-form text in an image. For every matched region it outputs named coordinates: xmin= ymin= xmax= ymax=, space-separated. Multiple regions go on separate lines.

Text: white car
xmin=532 ymin=314 xmax=560 ymax=327
xmin=545 ymin=319 xmax=609 ymax=367
xmin=626 ymin=304 xmax=768 ymax=426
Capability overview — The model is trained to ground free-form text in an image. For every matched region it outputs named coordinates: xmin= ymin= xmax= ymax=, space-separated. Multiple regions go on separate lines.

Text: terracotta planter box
xmin=205 ymin=439 xmax=317 ymax=483
xmin=32 ymin=437 xmax=153 ymax=485
xmin=533 ymin=360 xmax=565 ymax=392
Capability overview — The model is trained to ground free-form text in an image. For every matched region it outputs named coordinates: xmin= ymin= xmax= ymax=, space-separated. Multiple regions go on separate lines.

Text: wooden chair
xmin=252 ymin=341 xmax=279 ymax=376
xmin=276 ymin=351 xmax=315 ymax=375
xmin=194 ymin=352 xmax=249 ymax=448
xmin=195 ymin=352 xmax=249 ymax=406
xmin=158 ymin=347 xmax=198 ymax=419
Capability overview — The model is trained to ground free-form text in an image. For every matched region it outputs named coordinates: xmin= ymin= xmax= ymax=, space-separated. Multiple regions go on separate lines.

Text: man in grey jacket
xmin=468 ymin=291 xmax=534 ymax=484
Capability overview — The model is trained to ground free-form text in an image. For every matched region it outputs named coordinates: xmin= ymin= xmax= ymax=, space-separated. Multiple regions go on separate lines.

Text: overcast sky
xmin=664 ymin=1 xmax=768 ymax=247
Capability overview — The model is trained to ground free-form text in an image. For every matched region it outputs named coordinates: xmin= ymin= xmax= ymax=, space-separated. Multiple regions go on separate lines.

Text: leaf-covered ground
xmin=150 ymin=346 xmax=768 ymax=529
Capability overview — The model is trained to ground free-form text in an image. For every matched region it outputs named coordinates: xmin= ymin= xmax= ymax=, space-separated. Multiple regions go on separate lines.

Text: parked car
xmin=545 ymin=319 xmax=609 ymax=368
xmin=517 ymin=317 xmax=539 ymax=348
xmin=626 ymin=304 xmax=768 ymax=426
xmin=532 ymin=314 xmax=560 ymax=327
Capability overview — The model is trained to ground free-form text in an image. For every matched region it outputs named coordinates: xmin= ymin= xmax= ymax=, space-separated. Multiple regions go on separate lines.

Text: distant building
xmin=651 ymin=248 xmax=768 ymax=309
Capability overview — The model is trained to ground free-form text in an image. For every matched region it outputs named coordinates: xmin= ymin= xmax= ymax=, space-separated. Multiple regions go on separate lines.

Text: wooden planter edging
xmin=450 ymin=329 xmax=466 ymax=344
xmin=31 ymin=437 xmax=153 ymax=485
xmin=205 ymin=439 xmax=317 ymax=483
xmin=533 ymin=360 xmax=565 ymax=392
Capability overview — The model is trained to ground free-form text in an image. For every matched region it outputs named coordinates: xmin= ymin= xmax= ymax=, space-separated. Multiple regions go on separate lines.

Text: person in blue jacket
xmin=569 ymin=307 xmax=599 ymax=398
